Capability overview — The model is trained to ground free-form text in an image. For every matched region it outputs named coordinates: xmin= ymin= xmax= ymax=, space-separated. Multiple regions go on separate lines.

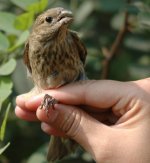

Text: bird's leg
xmin=39 ymin=94 xmax=58 ymax=117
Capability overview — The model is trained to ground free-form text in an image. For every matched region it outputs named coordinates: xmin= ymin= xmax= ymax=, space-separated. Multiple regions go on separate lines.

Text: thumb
xmin=37 ymin=103 xmax=110 ymax=159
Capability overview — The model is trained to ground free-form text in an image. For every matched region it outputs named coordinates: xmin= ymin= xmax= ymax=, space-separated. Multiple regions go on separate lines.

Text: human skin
xmin=15 ymin=78 xmax=150 ymax=163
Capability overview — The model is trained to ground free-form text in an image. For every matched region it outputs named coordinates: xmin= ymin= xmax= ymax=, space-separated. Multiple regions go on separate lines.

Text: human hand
xmin=15 ymin=78 xmax=150 ymax=162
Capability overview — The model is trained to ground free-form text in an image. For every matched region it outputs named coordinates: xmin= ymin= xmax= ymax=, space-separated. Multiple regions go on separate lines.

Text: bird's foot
xmin=39 ymin=94 xmax=58 ymax=117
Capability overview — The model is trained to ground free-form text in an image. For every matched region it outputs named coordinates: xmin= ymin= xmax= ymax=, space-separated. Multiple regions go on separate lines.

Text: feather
xmin=23 ymin=41 xmax=32 ymax=74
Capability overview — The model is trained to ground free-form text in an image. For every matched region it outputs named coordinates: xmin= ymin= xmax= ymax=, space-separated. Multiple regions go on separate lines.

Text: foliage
xmin=0 ymin=0 xmax=149 ymax=162
xmin=0 ymin=0 xmax=48 ymax=161
xmin=0 ymin=104 xmax=10 ymax=155
xmin=0 ymin=59 xmax=15 ymax=156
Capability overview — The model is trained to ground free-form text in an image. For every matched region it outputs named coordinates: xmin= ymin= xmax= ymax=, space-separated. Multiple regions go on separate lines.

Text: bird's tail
xmin=47 ymin=136 xmax=77 ymax=162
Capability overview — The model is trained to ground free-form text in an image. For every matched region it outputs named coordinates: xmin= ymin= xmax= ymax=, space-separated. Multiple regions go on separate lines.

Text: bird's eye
xmin=45 ymin=16 xmax=53 ymax=23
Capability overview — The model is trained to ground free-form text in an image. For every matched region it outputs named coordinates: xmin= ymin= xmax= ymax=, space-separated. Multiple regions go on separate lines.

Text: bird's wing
xmin=23 ymin=41 xmax=32 ymax=74
xmin=70 ymin=31 xmax=87 ymax=65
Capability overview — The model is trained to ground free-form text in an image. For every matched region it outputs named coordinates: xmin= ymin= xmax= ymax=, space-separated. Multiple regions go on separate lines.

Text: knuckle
xmin=60 ymin=108 xmax=82 ymax=138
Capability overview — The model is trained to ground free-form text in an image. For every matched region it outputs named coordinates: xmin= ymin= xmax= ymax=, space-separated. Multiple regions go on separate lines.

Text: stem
xmin=101 ymin=2 xmax=130 ymax=79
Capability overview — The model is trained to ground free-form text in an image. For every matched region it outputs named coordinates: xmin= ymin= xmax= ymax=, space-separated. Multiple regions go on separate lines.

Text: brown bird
xmin=23 ymin=7 xmax=87 ymax=161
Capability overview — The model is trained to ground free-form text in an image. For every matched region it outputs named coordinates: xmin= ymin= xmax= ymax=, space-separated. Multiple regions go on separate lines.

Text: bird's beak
xmin=58 ymin=9 xmax=73 ymax=25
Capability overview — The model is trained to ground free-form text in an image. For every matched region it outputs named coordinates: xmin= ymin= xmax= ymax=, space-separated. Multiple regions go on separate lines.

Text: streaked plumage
xmin=23 ymin=7 xmax=87 ymax=161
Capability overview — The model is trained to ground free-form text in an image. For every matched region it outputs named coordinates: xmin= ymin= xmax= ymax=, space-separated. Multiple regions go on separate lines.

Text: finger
xmin=37 ymin=105 xmax=118 ymax=138
xmin=37 ymin=107 xmax=69 ymax=136
xmin=36 ymin=106 xmax=57 ymax=123
xmin=25 ymin=80 xmax=128 ymax=111
xmin=16 ymin=87 xmax=41 ymax=111
xmin=90 ymin=110 xmax=119 ymax=124
xmin=25 ymin=95 xmax=41 ymax=111
xmin=16 ymin=95 xmax=27 ymax=110
xmin=37 ymin=104 xmax=118 ymax=125
xmin=41 ymin=123 xmax=65 ymax=137
xmin=15 ymin=106 xmax=38 ymax=121
xmin=37 ymin=103 xmax=111 ymax=158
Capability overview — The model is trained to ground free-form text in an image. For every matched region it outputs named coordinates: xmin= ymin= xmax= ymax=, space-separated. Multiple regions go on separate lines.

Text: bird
xmin=23 ymin=7 xmax=87 ymax=162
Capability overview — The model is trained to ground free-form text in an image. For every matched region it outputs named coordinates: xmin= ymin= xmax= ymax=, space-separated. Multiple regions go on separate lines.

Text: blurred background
xmin=0 ymin=0 xmax=149 ymax=162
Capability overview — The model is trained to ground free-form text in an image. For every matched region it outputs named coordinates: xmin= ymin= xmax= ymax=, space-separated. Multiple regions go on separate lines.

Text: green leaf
xmin=111 ymin=12 xmax=125 ymax=30
xmin=0 ymin=58 xmax=16 ymax=76
xmin=129 ymin=64 xmax=150 ymax=80
xmin=27 ymin=143 xmax=48 ymax=163
xmin=138 ymin=11 xmax=150 ymax=30
xmin=10 ymin=0 xmax=39 ymax=10
xmin=75 ymin=1 xmax=95 ymax=25
xmin=0 ymin=142 xmax=10 ymax=155
xmin=0 ymin=103 xmax=10 ymax=141
xmin=0 ymin=32 xmax=10 ymax=51
xmin=8 ymin=30 xmax=29 ymax=52
xmin=0 ymin=77 xmax=13 ymax=104
xmin=14 ymin=12 xmax=34 ymax=30
xmin=27 ymin=153 xmax=46 ymax=163
xmin=125 ymin=37 xmax=150 ymax=52
xmin=27 ymin=0 xmax=48 ymax=13
xmin=14 ymin=30 xmax=29 ymax=46
xmin=39 ymin=0 xmax=48 ymax=12
xmin=0 ymin=12 xmax=18 ymax=34
xmin=98 ymin=0 xmax=126 ymax=12
xmin=11 ymin=0 xmax=48 ymax=13
xmin=126 ymin=5 xmax=139 ymax=15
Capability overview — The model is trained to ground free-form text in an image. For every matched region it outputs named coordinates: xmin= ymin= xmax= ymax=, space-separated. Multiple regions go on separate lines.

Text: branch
xmin=101 ymin=6 xmax=130 ymax=79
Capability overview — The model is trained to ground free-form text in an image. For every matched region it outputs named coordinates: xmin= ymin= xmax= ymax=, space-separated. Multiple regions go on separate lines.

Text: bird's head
xmin=31 ymin=7 xmax=73 ymax=40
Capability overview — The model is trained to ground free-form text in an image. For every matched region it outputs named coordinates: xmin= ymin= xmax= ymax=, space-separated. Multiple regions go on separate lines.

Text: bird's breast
xmin=29 ymin=38 xmax=84 ymax=89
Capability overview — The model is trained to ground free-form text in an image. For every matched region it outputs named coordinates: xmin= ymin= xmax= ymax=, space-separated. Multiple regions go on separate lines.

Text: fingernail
xmin=16 ymin=94 xmax=25 ymax=100
xmin=41 ymin=122 xmax=49 ymax=132
xmin=17 ymin=94 xmax=32 ymax=100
